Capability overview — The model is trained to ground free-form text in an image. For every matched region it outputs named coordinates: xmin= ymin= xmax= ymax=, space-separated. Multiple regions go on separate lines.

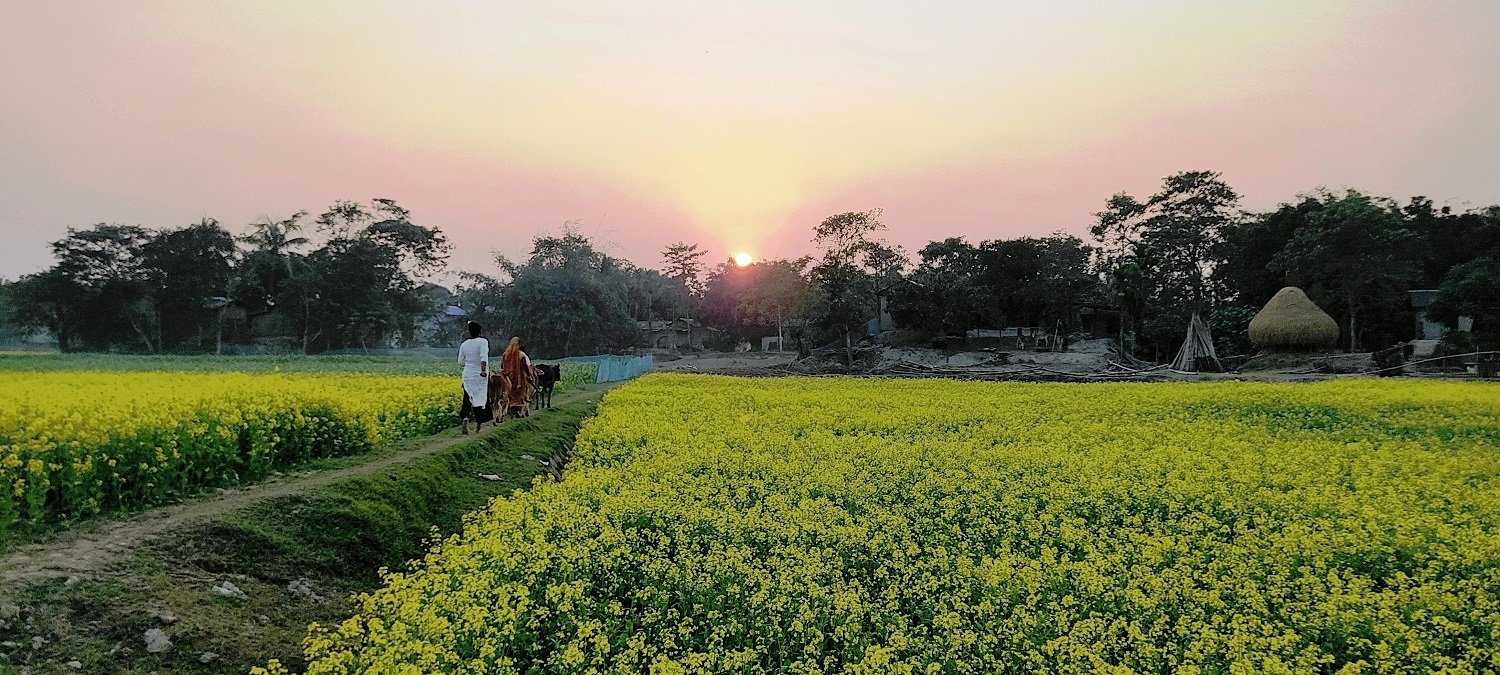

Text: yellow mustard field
xmin=0 ymin=371 xmax=456 ymax=535
xmin=273 ymin=375 xmax=1500 ymax=674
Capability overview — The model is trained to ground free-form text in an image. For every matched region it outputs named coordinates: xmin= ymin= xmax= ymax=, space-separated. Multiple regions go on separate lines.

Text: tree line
xmin=1088 ymin=172 xmax=1499 ymax=358
xmin=2 ymin=171 xmax=1496 ymax=359
xmin=0 ymin=199 xmax=448 ymax=353
xmin=664 ymin=171 xmax=1499 ymax=362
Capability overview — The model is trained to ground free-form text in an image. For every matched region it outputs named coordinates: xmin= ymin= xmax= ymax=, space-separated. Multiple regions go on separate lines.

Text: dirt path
xmin=0 ymin=383 xmax=615 ymax=587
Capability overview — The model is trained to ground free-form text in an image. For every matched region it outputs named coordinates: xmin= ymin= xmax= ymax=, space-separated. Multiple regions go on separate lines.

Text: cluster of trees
xmin=1218 ymin=190 xmax=1499 ymax=353
xmin=695 ymin=209 xmax=906 ymax=362
xmin=3 ymin=199 xmax=449 ymax=353
xmin=685 ymin=171 xmax=1500 ymax=361
xmin=443 ymin=210 xmax=909 ymax=362
xmin=450 ymin=226 xmax=692 ymax=358
xmin=1094 ymin=172 xmax=1499 ymax=357
xmin=4 ymin=170 xmax=1495 ymax=360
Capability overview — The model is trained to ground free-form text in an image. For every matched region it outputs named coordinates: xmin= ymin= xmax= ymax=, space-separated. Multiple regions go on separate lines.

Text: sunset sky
xmin=2 ymin=1 xmax=1497 ymax=279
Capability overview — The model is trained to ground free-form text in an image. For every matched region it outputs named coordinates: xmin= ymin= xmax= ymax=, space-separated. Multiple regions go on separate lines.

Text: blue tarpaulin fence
xmin=558 ymin=354 xmax=654 ymax=383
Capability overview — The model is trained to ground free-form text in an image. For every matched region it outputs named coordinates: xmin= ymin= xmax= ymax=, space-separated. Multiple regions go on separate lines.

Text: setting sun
xmin=733 ymin=252 xmax=753 ymax=267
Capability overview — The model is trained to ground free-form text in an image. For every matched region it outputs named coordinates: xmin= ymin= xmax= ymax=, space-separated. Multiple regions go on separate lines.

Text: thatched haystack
xmin=1248 ymin=287 xmax=1339 ymax=349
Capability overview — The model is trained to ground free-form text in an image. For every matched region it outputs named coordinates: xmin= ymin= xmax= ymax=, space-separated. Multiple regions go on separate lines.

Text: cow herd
xmin=482 ymin=362 xmax=561 ymax=427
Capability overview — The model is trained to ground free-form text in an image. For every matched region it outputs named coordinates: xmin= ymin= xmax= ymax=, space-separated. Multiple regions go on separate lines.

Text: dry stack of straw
xmin=1249 ymin=287 xmax=1340 ymax=350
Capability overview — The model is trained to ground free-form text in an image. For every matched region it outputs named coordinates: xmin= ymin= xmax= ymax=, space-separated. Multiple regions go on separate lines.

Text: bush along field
xmin=273 ymin=375 xmax=1500 ymax=674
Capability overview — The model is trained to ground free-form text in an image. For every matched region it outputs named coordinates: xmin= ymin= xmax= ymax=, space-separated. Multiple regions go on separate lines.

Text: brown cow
xmin=485 ymin=371 xmax=510 ymax=424
xmin=487 ymin=369 xmax=534 ymax=422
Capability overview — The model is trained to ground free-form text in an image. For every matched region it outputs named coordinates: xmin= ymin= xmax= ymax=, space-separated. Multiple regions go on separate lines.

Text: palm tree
xmin=238 ymin=212 xmax=309 ymax=299
xmin=240 ymin=211 xmax=310 ymax=260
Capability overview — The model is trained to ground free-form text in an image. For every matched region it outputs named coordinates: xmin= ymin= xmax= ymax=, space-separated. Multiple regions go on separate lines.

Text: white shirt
xmin=459 ymin=337 xmax=489 ymax=375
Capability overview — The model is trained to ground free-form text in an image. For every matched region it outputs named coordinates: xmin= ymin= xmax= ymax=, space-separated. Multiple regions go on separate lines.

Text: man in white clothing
xmin=458 ymin=321 xmax=491 ymax=434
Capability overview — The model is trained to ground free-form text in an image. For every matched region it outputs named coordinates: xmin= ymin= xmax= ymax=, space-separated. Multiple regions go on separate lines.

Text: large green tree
xmin=624 ymin=266 xmax=690 ymax=324
xmin=140 ymin=218 xmax=237 ymax=352
xmin=234 ymin=211 xmax=310 ymax=316
xmin=1214 ymin=196 xmax=1324 ymax=308
xmin=1425 ymin=256 xmax=1500 ymax=346
xmin=289 ymin=200 xmax=451 ymax=352
xmin=737 ymin=258 xmax=815 ymax=351
xmin=809 ymin=208 xmax=906 ymax=365
xmin=10 ymin=224 xmax=154 ymax=352
xmin=978 ymin=234 xmax=1096 ymax=330
xmin=888 ymin=237 xmax=988 ymax=338
xmin=0 ymin=278 xmax=26 ymax=346
xmin=1402 ymin=199 xmax=1500 ymax=288
xmin=496 ymin=229 xmax=638 ymax=358
xmin=1269 ymin=190 xmax=1416 ymax=351
xmin=1092 ymin=171 xmax=1240 ymax=358
xmin=661 ymin=242 xmax=708 ymax=299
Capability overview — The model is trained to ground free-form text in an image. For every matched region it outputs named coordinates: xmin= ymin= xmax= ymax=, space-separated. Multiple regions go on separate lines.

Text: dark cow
xmin=531 ymin=363 xmax=560 ymax=410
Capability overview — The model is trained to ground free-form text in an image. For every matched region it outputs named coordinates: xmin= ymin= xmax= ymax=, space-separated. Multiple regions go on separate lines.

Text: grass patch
xmin=0 ymin=395 xmax=601 ymax=675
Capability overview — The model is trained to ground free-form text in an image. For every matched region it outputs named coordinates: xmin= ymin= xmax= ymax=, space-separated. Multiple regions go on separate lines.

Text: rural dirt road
xmin=0 ymin=383 xmax=612 ymax=588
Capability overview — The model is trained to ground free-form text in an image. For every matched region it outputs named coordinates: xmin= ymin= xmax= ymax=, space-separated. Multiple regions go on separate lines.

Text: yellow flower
xmin=280 ymin=375 xmax=1500 ymax=673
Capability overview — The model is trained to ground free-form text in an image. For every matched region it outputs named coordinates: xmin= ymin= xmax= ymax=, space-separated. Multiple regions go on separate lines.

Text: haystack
xmin=1248 ymin=287 xmax=1339 ymax=349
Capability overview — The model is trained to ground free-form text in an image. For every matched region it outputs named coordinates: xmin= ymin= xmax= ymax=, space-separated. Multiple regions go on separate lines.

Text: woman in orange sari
xmin=500 ymin=337 xmax=533 ymax=417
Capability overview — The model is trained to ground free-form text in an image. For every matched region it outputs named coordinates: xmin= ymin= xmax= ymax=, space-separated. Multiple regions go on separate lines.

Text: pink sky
xmin=2 ymin=1 xmax=1497 ymax=280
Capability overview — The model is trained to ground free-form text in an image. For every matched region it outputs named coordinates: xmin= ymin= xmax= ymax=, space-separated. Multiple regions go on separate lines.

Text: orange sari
xmin=500 ymin=338 xmax=533 ymax=411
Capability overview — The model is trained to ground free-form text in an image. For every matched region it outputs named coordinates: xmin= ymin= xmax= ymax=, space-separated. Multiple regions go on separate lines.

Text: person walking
xmin=500 ymin=336 xmax=533 ymax=418
xmin=459 ymin=321 xmax=492 ymax=434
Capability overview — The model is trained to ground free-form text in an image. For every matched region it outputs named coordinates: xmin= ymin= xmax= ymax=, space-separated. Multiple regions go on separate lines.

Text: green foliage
xmin=557 ymin=361 xmax=598 ymax=388
xmin=1207 ymin=304 xmax=1258 ymax=357
xmin=0 ymin=278 xmax=25 ymax=345
xmin=1092 ymin=170 xmax=1241 ymax=356
xmin=291 ymin=200 xmax=451 ymax=352
xmin=495 ymin=228 xmax=640 ymax=358
xmin=623 ymin=266 xmax=691 ymax=326
xmin=1214 ymin=195 xmax=1322 ymax=308
xmin=0 ymin=352 xmax=596 ymax=384
xmin=808 ymin=209 xmax=907 ymax=362
xmin=733 ymin=259 xmax=815 ymax=334
xmin=142 ymin=218 xmax=238 ymax=352
xmin=235 ymin=211 xmax=311 ymax=312
xmin=888 ymin=237 xmax=987 ymax=337
xmin=441 ymin=270 xmax=508 ymax=347
xmin=1217 ymin=196 xmax=1497 ymax=352
xmin=979 ymin=233 xmax=1096 ymax=329
xmin=9 ymin=224 xmax=156 ymax=352
xmin=1402 ymin=199 xmax=1500 ymax=288
xmin=1270 ymin=190 xmax=1416 ymax=351
xmin=9 ymin=200 xmax=452 ymax=355
xmin=15 ymin=219 xmax=239 ymax=353
xmin=661 ymin=242 xmax=708 ymax=298
xmin=1426 ymin=255 xmax=1500 ymax=343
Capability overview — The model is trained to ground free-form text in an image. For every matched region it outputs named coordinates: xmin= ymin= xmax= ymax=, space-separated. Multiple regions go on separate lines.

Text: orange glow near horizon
xmin=733 ymin=253 xmax=753 ymax=268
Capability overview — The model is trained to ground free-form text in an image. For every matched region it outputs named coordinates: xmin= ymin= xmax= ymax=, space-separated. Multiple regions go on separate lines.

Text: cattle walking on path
xmin=532 ymin=363 xmax=560 ymax=410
